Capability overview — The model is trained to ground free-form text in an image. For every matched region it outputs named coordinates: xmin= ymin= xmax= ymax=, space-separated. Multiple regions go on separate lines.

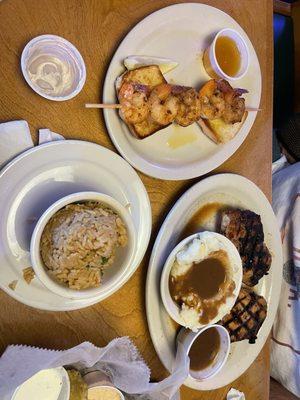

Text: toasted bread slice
xmin=121 ymin=65 xmax=166 ymax=88
xmin=116 ymin=65 xmax=168 ymax=139
xmin=197 ymin=111 xmax=248 ymax=144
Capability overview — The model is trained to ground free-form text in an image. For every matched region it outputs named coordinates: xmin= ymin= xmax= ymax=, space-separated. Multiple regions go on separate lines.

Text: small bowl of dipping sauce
xmin=177 ymin=324 xmax=230 ymax=381
xmin=203 ymin=28 xmax=249 ymax=81
xmin=88 ymin=386 xmax=125 ymax=400
xmin=21 ymin=34 xmax=86 ymax=101
xmin=83 ymin=370 xmax=125 ymax=400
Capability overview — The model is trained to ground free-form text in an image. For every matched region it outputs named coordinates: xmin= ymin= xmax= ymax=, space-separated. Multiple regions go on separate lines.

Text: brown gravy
xmin=170 ymin=250 xmax=235 ymax=324
xmin=180 ymin=202 xmax=224 ymax=240
xmin=189 ymin=327 xmax=221 ymax=371
xmin=169 ymin=251 xmax=227 ymax=300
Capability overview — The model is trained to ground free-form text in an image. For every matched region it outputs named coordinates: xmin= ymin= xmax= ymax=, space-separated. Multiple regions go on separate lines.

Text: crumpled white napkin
xmin=0 ymin=120 xmax=33 ymax=165
xmin=227 ymin=388 xmax=245 ymax=399
xmin=38 ymin=128 xmax=65 ymax=144
xmin=0 ymin=120 xmax=65 ymax=167
xmin=0 ymin=338 xmax=189 ymax=400
xmin=0 ymin=121 xmax=189 ymax=400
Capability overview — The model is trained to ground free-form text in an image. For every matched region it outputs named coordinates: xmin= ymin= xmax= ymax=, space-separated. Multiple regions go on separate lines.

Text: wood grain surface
xmin=0 ymin=0 xmax=273 ymax=399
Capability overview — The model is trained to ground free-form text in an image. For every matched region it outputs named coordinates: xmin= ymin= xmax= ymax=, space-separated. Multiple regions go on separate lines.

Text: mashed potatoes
xmin=169 ymin=232 xmax=241 ymax=331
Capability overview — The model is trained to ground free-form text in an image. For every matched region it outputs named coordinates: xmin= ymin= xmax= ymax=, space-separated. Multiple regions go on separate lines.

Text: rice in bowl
xmin=40 ymin=201 xmax=128 ymax=290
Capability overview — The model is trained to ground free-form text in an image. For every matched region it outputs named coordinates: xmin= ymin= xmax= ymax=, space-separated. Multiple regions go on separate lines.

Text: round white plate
xmin=103 ymin=3 xmax=261 ymax=180
xmin=0 ymin=140 xmax=151 ymax=311
xmin=146 ymin=174 xmax=282 ymax=390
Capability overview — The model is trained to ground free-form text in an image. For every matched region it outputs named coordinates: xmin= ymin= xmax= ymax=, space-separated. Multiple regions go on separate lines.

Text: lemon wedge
xmin=124 ymin=56 xmax=178 ymax=74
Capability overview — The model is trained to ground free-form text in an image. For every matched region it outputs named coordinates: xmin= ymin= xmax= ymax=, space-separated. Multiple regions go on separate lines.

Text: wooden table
xmin=0 ymin=0 xmax=273 ymax=399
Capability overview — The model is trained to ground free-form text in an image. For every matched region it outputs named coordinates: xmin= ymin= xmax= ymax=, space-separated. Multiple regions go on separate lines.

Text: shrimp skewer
xmin=86 ymin=79 xmax=249 ymax=129
xmin=148 ymin=83 xmax=180 ymax=126
xmin=118 ymin=82 xmax=150 ymax=124
xmin=199 ymin=79 xmax=248 ymax=124
xmin=173 ymin=86 xmax=202 ymax=127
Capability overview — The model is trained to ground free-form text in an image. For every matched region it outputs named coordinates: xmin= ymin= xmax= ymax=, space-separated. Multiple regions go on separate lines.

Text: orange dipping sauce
xmin=215 ymin=36 xmax=241 ymax=77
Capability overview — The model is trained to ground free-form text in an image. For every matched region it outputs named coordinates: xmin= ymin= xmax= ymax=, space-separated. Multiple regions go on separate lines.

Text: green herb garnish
xmin=101 ymin=256 xmax=109 ymax=265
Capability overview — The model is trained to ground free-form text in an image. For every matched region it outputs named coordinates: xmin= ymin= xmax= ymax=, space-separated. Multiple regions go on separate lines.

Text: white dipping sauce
xmin=26 ymin=44 xmax=78 ymax=97
xmin=21 ymin=35 xmax=86 ymax=100
xmin=12 ymin=368 xmax=65 ymax=400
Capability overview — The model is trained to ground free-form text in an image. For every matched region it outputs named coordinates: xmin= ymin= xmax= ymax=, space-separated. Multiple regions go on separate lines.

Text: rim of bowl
xmin=160 ymin=231 xmax=243 ymax=329
xmin=183 ymin=324 xmax=230 ymax=381
xmin=21 ymin=34 xmax=86 ymax=101
xmin=30 ymin=191 xmax=136 ymax=299
xmin=211 ymin=28 xmax=250 ymax=81
xmin=88 ymin=386 xmax=125 ymax=400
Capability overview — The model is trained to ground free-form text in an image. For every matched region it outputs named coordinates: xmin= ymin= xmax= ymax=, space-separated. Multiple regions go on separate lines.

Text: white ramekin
xmin=203 ymin=28 xmax=250 ymax=81
xmin=30 ymin=192 xmax=136 ymax=300
xmin=177 ymin=324 xmax=230 ymax=381
xmin=87 ymin=386 xmax=125 ymax=400
xmin=21 ymin=34 xmax=86 ymax=101
xmin=83 ymin=370 xmax=124 ymax=398
xmin=160 ymin=231 xmax=242 ymax=330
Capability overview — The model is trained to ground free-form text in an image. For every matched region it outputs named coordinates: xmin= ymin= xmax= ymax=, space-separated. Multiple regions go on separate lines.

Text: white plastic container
xmin=177 ymin=324 xmax=230 ymax=381
xmin=203 ymin=28 xmax=249 ymax=81
xmin=21 ymin=34 xmax=86 ymax=101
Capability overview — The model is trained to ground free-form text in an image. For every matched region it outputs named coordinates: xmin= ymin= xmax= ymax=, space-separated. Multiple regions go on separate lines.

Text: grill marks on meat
xmin=221 ymin=288 xmax=267 ymax=343
xmin=218 ymin=208 xmax=271 ymax=343
xmin=220 ymin=209 xmax=272 ymax=286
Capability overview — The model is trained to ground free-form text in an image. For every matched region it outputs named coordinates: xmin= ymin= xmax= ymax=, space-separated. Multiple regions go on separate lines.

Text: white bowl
xmin=204 ymin=28 xmax=250 ymax=81
xmin=30 ymin=192 xmax=136 ymax=299
xmin=177 ymin=324 xmax=230 ymax=381
xmin=21 ymin=34 xmax=86 ymax=101
xmin=160 ymin=231 xmax=242 ymax=330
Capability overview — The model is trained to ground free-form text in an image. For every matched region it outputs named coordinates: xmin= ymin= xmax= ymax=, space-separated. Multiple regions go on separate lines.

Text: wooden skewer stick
xmin=85 ymin=103 xmax=122 ymax=109
xmin=246 ymin=107 xmax=261 ymax=112
xmin=85 ymin=103 xmax=261 ymax=113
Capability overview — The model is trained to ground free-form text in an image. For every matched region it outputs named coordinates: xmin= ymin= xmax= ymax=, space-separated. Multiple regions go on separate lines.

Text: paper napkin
xmin=0 ymin=120 xmax=65 ymax=169
xmin=0 ymin=120 xmax=33 ymax=165
xmin=0 ymin=338 xmax=189 ymax=400
xmin=227 ymin=388 xmax=246 ymax=399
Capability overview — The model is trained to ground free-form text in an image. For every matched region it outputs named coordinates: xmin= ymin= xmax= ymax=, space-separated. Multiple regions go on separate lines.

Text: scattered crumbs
xmin=23 ymin=267 xmax=35 ymax=284
xmin=8 ymin=280 xmax=18 ymax=291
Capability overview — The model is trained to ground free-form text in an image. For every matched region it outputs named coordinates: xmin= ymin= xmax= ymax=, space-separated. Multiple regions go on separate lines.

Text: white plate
xmin=103 ymin=3 xmax=261 ymax=180
xmin=0 ymin=141 xmax=151 ymax=311
xmin=146 ymin=174 xmax=282 ymax=390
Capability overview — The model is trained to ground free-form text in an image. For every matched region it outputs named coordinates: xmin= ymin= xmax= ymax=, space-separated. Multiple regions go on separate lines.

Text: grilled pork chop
xmin=220 ymin=209 xmax=272 ymax=286
xmin=221 ymin=288 xmax=267 ymax=343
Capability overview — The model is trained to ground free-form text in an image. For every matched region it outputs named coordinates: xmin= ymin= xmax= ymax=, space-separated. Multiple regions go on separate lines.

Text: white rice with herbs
xmin=40 ymin=201 xmax=128 ymax=290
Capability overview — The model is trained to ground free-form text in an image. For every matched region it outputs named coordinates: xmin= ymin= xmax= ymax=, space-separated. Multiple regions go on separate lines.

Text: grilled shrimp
xmin=119 ymin=82 xmax=150 ymax=124
xmin=223 ymin=96 xmax=245 ymax=124
xmin=199 ymin=80 xmax=226 ymax=120
xmin=217 ymin=79 xmax=247 ymax=123
xmin=174 ymin=87 xmax=202 ymax=127
xmin=199 ymin=79 xmax=247 ymax=123
xmin=148 ymin=83 xmax=179 ymax=126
